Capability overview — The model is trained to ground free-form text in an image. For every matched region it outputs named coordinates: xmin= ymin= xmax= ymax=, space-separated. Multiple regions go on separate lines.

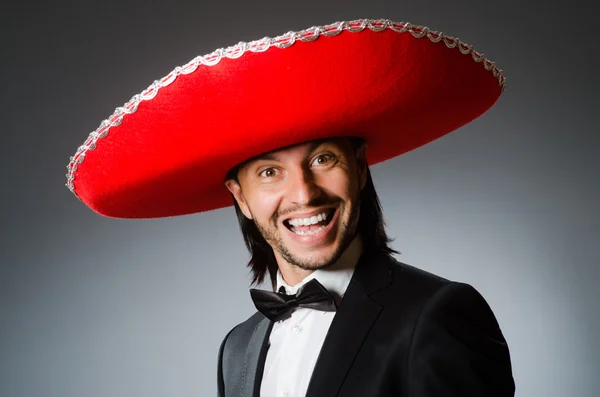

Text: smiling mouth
xmin=283 ymin=208 xmax=336 ymax=236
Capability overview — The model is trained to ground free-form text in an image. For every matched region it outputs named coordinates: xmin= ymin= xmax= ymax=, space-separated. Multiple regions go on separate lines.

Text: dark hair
xmin=225 ymin=137 xmax=399 ymax=287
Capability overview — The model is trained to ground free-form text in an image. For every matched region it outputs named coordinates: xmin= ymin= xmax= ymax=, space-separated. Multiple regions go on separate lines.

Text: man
xmin=66 ymin=19 xmax=514 ymax=397
xmin=219 ymin=136 xmax=514 ymax=397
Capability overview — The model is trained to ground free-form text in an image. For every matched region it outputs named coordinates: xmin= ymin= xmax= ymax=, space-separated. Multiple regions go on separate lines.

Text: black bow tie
xmin=250 ymin=278 xmax=337 ymax=321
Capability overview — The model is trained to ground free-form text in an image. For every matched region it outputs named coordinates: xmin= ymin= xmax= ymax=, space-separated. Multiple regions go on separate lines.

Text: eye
xmin=312 ymin=154 xmax=334 ymax=166
xmin=258 ymin=167 xmax=278 ymax=178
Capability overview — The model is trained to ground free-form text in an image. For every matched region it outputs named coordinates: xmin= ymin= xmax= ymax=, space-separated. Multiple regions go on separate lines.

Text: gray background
xmin=2 ymin=0 xmax=598 ymax=396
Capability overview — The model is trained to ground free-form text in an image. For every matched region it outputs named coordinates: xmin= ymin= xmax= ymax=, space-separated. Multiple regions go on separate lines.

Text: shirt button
xmin=292 ymin=324 xmax=303 ymax=334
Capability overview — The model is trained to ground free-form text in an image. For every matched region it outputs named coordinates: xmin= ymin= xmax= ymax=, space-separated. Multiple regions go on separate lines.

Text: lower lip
xmin=284 ymin=210 xmax=339 ymax=245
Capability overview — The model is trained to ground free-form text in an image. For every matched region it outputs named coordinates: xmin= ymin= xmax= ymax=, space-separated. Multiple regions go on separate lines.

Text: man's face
xmin=225 ymin=138 xmax=367 ymax=272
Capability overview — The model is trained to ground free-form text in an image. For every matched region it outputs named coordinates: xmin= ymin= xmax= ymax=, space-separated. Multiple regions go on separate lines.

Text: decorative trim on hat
xmin=65 ymin=18 xmax=505 ymax=198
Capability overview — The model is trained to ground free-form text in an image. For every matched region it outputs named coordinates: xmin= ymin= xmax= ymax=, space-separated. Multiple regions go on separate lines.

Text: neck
xmin=277 ymin=233 xmax=364 ymax=286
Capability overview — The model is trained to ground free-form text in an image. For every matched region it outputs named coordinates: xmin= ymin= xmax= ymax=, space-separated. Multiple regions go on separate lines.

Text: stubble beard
xmin=253 ymin=197 xmax=361 ymax=271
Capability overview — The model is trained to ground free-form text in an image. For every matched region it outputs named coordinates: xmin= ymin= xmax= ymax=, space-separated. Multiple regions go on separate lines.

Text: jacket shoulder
xmin=394 ymin=259 xmax=450 ymax=284
xmin=389 ymin=257 xmax=452 ymax=299
xmin=389 ymin=260 xmax=495 ymax=319
xmin=221 ymin=311 xmax=266 ymax=350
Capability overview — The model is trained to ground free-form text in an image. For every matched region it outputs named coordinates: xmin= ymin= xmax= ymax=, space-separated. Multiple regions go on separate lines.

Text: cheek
xmin=325 ymin=174 xmax=357 ymax=200
xmin=247 ymin=193 xmax=281 ymax=221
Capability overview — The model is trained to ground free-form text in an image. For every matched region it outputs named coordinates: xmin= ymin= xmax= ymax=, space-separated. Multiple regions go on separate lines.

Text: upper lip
xmin=282 ymin=208 xmax=335 ymax=223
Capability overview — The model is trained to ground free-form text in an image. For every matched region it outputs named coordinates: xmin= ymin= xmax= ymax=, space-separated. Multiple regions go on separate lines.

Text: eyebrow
xmin=253 ymin=140 xmax=327 ymax=162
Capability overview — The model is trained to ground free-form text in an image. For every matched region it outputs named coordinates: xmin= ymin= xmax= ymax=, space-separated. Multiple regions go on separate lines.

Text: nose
xmin=286 ymin=166 xmax=322 ymax=205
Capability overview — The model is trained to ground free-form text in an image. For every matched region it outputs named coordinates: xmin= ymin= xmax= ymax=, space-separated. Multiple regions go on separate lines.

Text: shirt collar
xmin=275 ymin=233 xmax=363 ymax=303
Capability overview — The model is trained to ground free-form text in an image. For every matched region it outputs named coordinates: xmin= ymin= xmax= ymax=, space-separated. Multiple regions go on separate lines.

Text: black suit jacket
xmin=217 ymin=251 xmax=515 ymax=396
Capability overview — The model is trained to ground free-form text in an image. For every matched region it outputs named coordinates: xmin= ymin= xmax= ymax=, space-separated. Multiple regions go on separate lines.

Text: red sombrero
xmin=66 ymin=19 xmax=505 ymax=219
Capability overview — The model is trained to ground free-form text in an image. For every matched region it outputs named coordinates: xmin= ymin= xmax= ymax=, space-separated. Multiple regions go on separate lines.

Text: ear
xmin=355 ymin=143 xmax=368 ymax=191
xmin=224 ymin=179 xmax=253 ymax=219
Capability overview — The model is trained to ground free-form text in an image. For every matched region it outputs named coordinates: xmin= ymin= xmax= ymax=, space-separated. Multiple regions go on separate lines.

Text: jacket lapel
xmin=240 ymin=315 xmax=273 ymax=397
xmin=305 ymin=251 xmax=394 ymax=397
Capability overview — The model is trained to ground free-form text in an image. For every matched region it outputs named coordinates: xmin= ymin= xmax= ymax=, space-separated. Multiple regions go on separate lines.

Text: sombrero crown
xmin=66 ymin=18 xmax=505 ymax=219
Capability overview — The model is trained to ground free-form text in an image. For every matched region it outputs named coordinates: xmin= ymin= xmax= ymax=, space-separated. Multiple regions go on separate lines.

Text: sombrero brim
xmin=66 ymin=19 xmax=505 ymax=219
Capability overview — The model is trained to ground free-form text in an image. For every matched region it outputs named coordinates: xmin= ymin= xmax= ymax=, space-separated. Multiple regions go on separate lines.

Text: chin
xmin=284 ymin=241 xmax=345 ymax=271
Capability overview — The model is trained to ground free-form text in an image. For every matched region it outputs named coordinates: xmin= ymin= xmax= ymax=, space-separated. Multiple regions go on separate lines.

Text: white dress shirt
xmin=259 ymin=234 xmax=363 ymax=397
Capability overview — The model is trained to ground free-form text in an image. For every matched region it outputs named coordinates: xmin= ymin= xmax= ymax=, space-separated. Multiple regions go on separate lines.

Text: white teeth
xmin=292 ymin=225 xmax=326 ymax=236
xmin=288 ymin=211 xmax=330 ymax=227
